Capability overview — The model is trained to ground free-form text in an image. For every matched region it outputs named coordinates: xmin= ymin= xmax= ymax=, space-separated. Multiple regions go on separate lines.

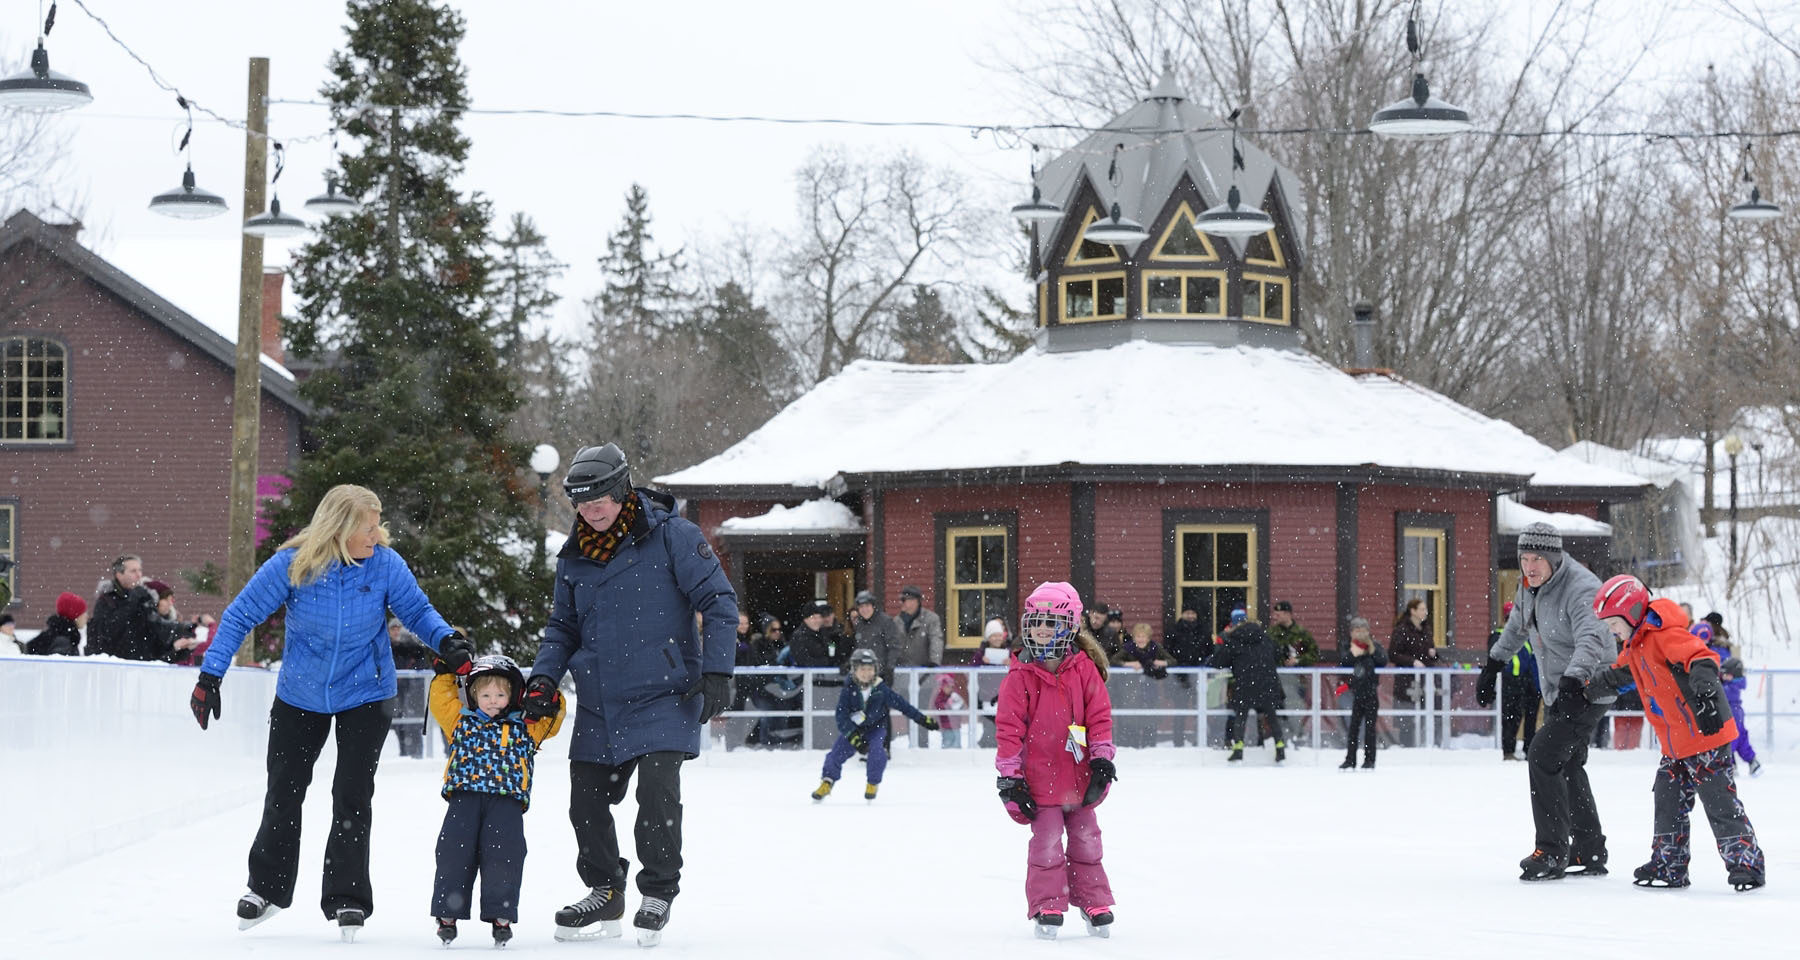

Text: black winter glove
xmin=683 ymin=673 xmax=732 ymax=723
xmin=437 ymin=630 xmax=474 ymax=676
xmin=1083 ymin=757 xmax=1117 ymax=807
xmin=848 ymin=729 xmax=868 ymax=751
xmin=998 ymin=776 xmax=1037 ymax=823
xmin=1555 ymin=675 xmax=1588 ymax=720
xmin=190 ymin=671 xmax=222 ymax=730
xmin=1692 ymin=693 xmax=1726 ymax=736
xmin=921 ymin=716 xmax=941 ymax=731
xmin=520 ymin=674 xmax=562 ymax=720
xmin=1476 ymin=659 xmax=1501 ymax=708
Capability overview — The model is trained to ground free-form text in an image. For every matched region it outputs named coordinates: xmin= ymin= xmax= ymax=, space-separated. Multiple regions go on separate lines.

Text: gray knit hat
xmin=1517 ymin=521 xmax=1564 ymax=568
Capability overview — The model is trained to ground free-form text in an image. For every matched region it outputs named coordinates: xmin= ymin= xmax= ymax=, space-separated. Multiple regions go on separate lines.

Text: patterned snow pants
xmin=1644 ymin=744 xmax=1764 ymax=882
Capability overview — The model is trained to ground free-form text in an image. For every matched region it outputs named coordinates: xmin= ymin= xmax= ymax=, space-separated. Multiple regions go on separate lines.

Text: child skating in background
xmin=1695 ymin=616 xmax=1762 ymax=777
xmin=995 ymin=582 xmax=1118 ymax=940
xmin=429 ymin=654 xmax=566 ymax=945
xmin=1336 ymin=617 xmax=1386 ymax=770
xmin=811 ymin=647 xmax=939 ymax=802
xmin=1589 ymin=577 xmax=1765 ymax=891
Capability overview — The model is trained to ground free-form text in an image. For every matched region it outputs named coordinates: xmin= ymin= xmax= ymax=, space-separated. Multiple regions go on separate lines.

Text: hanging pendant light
xmin=1011 ymin=145 xmax=1061 ymax=223
xmin=243 ymin=140 xmax=310 ymax=238
xmin=149 ymin=97 xmax=227 ymax=219
xmin=1197 ymin=109 xmax=1276 ymax=236
xmin=1727 ymin=147 xmax=1782 ymax=221
xmin=303 ymin=178 xmax=361 ymax=217
xmin=1085 ymin=200 xmax=1149 ymax=245
xmin=1368 ymin=5 xmax=1472 ymax=140
xmin=0 ymin=4 xmax=92 ymax=112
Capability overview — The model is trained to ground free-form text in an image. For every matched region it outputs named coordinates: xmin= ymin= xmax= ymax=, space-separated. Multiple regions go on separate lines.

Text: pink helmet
xmin=1020 ymin=581 xmax=1082 ymax=661
xmin=1594 ymin=574 xmax=1650 ymax=628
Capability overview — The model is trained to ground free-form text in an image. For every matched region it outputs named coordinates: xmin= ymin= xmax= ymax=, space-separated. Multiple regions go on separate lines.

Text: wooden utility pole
xmin=227 ymin=57 xmax=270 ymax=664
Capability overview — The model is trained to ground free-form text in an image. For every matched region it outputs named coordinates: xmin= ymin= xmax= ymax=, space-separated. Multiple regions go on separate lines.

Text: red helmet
xmin=1593 ymin=575 xmax=1650 ymax=628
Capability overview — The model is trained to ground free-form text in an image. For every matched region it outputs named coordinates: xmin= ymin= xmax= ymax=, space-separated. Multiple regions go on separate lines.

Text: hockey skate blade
xmin=1084 ymin=920 xmax=1111 ymax=938
xmin=341 ymin=924 xmax=361 ymax=943
xmin=554 ymin=920 xmax=622 ymax=941
xmin=237 ymin=905 xmax=282 ymax=931
xmin=637 ymin=927 xmax=663 ymax=948
xmin=1033 ymin=924 xmax=1059 ymax=941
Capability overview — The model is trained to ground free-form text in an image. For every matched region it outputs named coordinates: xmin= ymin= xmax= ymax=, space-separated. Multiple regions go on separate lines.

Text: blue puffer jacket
xmin=530 ymin=489 xmax=738 ymax=765
xmin=201 ymin=546 xmax=454 ymax=714
xmin=835 ymin=679 xmax=929 ymax=736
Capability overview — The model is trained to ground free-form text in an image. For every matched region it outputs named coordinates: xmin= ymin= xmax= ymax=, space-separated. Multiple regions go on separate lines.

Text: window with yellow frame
xmin=1143 ymin=270 xmax=1227 ymax=318
xmin=1036 ymin=281 xmax=1047 ymax=328
xmin=1244 ymin=229 xmax=1285 ymax=267
xmin=1 ymin=335 xmax=69 ymax=442
xmin=1149 ymin=203 xmax=1219 ymax=261
xmin=946 ymin=525 xmax=1009 ymax=647
xmin=1402 ymin=526 xmax=1448 ymax=646
xmin=1241 ymin=273 xmax=1289 ymax=324
xmin=1175 ymin=523 xmax=1257 ymax=633
xmin=1061 ymin=272 xmax=1127 ymax=322
xmin=1066 ymin=208 xmax=1122 ymax=266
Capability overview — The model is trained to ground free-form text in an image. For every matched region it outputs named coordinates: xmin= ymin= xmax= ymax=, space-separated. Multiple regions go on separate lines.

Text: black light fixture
xmin=149 ymin=96 xmax=228 ymax=220
xmin=243 ymin=140 xmax=310 ymax=239
xmin=1368 ymin=3 xmax=1471 ymax=139
xmin=1727 ymin=144 xmax=1782 ymax=222
xmin=304 ymin=127 xmax=363 ymax=217
xmin=1197 ymin=110 xmax=1276 ymax=237
xmin=0 ymin=2 xmax=92 ymax=111
xmin=1009 ymin=146 xmax=1061 ymax=224
xmin=1083 ymin=144 xmax=1150 ymax=245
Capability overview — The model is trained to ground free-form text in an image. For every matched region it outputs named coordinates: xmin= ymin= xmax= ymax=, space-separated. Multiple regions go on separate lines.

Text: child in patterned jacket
xmin=429 ymin=654 xmax=566 ymax=945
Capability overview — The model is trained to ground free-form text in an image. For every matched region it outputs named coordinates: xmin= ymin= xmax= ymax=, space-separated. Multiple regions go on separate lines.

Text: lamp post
xmin=1723 ymin=433 xmax=1743 ymax=571
xmin=529 ymin=444 xmax=560 ymax=577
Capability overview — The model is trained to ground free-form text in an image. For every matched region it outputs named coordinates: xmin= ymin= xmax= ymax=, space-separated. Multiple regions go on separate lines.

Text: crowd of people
xmin=6 ymin=554 xmax=218 ymax=662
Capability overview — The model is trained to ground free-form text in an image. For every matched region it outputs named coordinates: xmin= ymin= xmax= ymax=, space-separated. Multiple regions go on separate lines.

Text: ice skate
xmin=1031 ymin=912 xmax=1063 ymax=940
xmin=1082 ymin=907 xmax=1114 ymax=938
xmin=491 ymin=919 xmax=513 ymax=946
xmin=1518 ymin=849 xmax=1567 ymax=882
xmin=337 ymin=907 xmax=366 ymax=942
xmin=634 ymin=896 xmax=671 ymax=947
xmin=553 ymin=885 xmax=624 ymax=941
xmin=1273 ymin=741 xmax=1286 ymax=763
xmin=811 ymin=778 xmax=834 ymax=802
xmin=1749 ymin=758 xmax=1764 ymax=778
xmin=1566 ymin=848 xmax=1609 ymax=877
xmin=1338 ymin=752 xmax=1356 ymax=770
xmin=1227 ymin=741 xmax=1244 ymax=763
xmin=435 ymin=917 xmax=457 ymax=945
xmin=1728 ymin=865 xmax=1765 ymax=892
xmin=1632 ymin=861 xmax=1690 ymax=889
xmin=1360 ymin=751 xmax=1376 ymax=770
xmin=864 ymin=783 xmax=878 ymax=802
xmin=236 ymin=891 xmax=281 ymax=931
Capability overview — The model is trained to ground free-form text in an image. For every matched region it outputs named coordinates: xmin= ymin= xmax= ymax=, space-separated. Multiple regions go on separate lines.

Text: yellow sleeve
xmin=428 ymin=673 xmax=463 ymax=737
xmin=527 ymin=695 xmax=567 ymax=744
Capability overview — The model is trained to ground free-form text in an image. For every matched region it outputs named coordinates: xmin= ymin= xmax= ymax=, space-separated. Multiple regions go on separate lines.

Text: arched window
xmin=1 ymin=336 xmax=69 ymax=442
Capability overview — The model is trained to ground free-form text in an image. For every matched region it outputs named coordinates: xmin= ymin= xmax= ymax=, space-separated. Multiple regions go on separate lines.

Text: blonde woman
xmin=189 ymin=484 xmax=468 ymax=941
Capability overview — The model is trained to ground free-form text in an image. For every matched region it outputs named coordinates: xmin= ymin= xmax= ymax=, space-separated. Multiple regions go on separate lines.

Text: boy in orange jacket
xmin=1589 ymin=576 xmax=1764 ymax=891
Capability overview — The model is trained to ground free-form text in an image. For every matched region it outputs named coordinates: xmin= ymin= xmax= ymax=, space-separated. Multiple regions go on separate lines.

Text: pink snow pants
xmin=1025 ymin=803 xmax=1113 ymax=917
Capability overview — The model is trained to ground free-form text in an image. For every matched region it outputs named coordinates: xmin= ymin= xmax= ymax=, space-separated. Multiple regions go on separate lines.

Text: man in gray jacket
xmin=1481 ymin=522 xmax=1614 ymax=881
xmin=851 ymin=589 xmax=905 ymax=681
xmin=894 ymin=585 xmax=945 ymax=668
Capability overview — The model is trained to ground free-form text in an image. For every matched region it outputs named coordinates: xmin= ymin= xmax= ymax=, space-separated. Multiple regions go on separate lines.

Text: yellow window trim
xmin=1173 ymin=523 xmax=1258 ymax=618
xmin=0 ymin=335 xmax=69 ymax=444
xmin=1402 ymin=526 xmax=1449 ymax=647
xmin=1060 ymin=271 xmax=1128 ymax=324
xmin=1064 ymin=208 xmax=1122 ymax=266
xmin=1240 ymin=272 xmax=1290 ymax=326
xmin=0 ymin=503 xmax=13 ymax=600
xmin=1149 ymin=202 xmax=1219 ymax=262
xmin=947 ymin=525 xmax=1009 ymax=647
xmin=1036 ymin=281 xmax=1047 ymax=328
xmin=1142 ymin=269 xmax=1229 ymax=318
xmin=1245 ymin=228 xmax=1286 ymax=267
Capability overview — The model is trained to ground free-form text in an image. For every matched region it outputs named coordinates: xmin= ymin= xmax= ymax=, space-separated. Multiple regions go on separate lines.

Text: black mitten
xmin=1083 ymin=757 xmax=1117 ymax=806
xmin=190 ymin=671 xmax=222 ymax=730
xmin=1476 ymin=659 xmax=1501 ymax=708
xmin=1693 ymin=694 xmax=1726 ymax=736
xmin=437 ymin=631 xmax=474 ymax=676
xmin=519 ymin=675 xmax=561 ymax=720
xmin=1555 ymin=675 xmax=1587 ymax=719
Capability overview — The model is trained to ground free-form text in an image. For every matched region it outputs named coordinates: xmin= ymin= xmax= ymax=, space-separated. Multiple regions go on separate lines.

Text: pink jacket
xmin=995 ymin=650 xmax=1115 ymax=807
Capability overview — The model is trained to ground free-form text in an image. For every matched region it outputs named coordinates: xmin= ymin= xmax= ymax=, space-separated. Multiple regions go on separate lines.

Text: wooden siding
xmin=1356 ymin=484 xmax=1494 ymax=656
xmin=879 ymin=483 xmax=1072 ymax=615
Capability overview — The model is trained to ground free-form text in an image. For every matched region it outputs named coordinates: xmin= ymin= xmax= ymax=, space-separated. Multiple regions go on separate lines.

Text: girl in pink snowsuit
xmin=995 ymin=581 xmax=1117 ymax=939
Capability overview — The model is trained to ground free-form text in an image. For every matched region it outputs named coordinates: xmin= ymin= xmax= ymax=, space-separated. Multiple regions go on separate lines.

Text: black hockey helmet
xmin=562 ymin=443 xmax=632 ymax=504
xmin=464 ymin=654 xmax=526 ymax=709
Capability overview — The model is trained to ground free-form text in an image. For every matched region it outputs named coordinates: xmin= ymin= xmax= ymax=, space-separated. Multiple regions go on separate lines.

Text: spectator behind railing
xmin=1336 ymin=618 xmax=1386 ymax=769
xmin=1164 ymin=607 xmax=1210 ymax=747
xmin=146 ymin=579 xmax=210 ymax=666
xmin=27 ymin=592 xmax=88 ymax=656
xmin=1388 ymin=598 xmax=1438 ymax=745
xmin=1110 ymin=623 xmax=1172 ymax=747
xmin=387 ymin=618 xmax=436 ymax=758
xmin=1 ymin=612 xmax=19 ymax=654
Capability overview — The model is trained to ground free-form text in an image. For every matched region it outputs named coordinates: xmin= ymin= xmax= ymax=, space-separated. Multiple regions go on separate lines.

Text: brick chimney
xmin=260 ymin=269 xmax=285 ymax=365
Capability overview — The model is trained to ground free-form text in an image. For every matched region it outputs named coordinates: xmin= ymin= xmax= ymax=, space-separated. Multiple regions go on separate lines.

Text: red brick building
xmin=0 ymin=209 xmax=303 ymax=624
xmin=657 ymin=75 xmax=1646 ymax=660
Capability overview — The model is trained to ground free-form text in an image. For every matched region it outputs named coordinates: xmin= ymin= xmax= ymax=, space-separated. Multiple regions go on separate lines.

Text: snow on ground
xmin=5 ymin=724 xmax=1795 ymax=959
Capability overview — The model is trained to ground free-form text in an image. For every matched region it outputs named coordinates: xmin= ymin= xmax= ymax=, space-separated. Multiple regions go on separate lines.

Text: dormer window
xmin=1067 ymin=209 xmax=1122 ymax=265
xmin=1150 ymin=203 xmax=1218 ymax=261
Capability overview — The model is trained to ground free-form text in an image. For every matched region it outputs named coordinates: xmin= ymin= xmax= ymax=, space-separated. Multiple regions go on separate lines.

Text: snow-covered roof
xmin=1560 ymin=441 xmax=1690 ymax=489
xmin=717 ymin=499 xmax=864 ymax=535
xmin=657 ymin=341 xmax=1652 ymax=492
xmin=1496 ymin=496 xmax=1612 ymax=537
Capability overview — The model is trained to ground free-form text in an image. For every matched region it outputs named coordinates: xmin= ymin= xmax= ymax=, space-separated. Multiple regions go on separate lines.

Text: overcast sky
xmin=6 ymin=1 xmax=1754 ymax=348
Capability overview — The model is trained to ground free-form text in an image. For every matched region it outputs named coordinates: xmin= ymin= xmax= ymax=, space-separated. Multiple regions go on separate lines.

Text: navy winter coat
xmin=531 ymin=489 xmax=739 ymax=765
xmin=835 ymin=679 xmax=929 ymax=736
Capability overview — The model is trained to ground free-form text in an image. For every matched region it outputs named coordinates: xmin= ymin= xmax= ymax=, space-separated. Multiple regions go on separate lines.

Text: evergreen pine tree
xmin=273 ymin=0 xmax=542 ymax=660
xmin=892 ymin=284 xmax=971 ymax=364
xmin=592 ymin=184 xmax=689 ymax=340
xmin=490 ymin=212 xmax=565 ymax=374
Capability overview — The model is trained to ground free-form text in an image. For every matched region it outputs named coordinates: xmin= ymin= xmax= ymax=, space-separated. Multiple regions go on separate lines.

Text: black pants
xmin=1648 ymin=745 xmax=1764 ymax=880
xmin=433 ymin=792 xmax=527 ymax=922
xmin=1345 ymin=696 xmax=1379 ymax=759
xmin=570 ymin=753 xmax=685 ymax=900
xmin=247 ymin=697 xmax=391 ymax=918
xmin=1525 ymin=697 xmax=1609 ymax=860
xmin=1500 ymin=680 xmax=1540 ymax=756
xmin=1226 ymin=699 xmax=1285 ymax=746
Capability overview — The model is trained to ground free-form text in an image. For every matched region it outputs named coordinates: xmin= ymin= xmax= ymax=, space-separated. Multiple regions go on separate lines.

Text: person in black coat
xmin=28 ymin=592 xmax=88 ymax=656
xmin=1337 ymin=617 xmax=1387 ymax=770
xmin=1209 ymin=609 xmax=1288 ymax=762
xmin=788 ymin=601 xmax=844 ymax=669
xmin=1164 ymin=607 xmax=1211 ymax=747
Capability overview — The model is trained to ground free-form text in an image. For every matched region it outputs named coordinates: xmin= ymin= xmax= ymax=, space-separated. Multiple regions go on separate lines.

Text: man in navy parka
xmin=520 ymin=443 xmax=737 ymax=944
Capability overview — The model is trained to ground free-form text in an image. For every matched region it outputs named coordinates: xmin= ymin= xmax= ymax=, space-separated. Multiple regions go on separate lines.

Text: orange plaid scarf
xmin=572 ymin=494 xmax=640 ymax=567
